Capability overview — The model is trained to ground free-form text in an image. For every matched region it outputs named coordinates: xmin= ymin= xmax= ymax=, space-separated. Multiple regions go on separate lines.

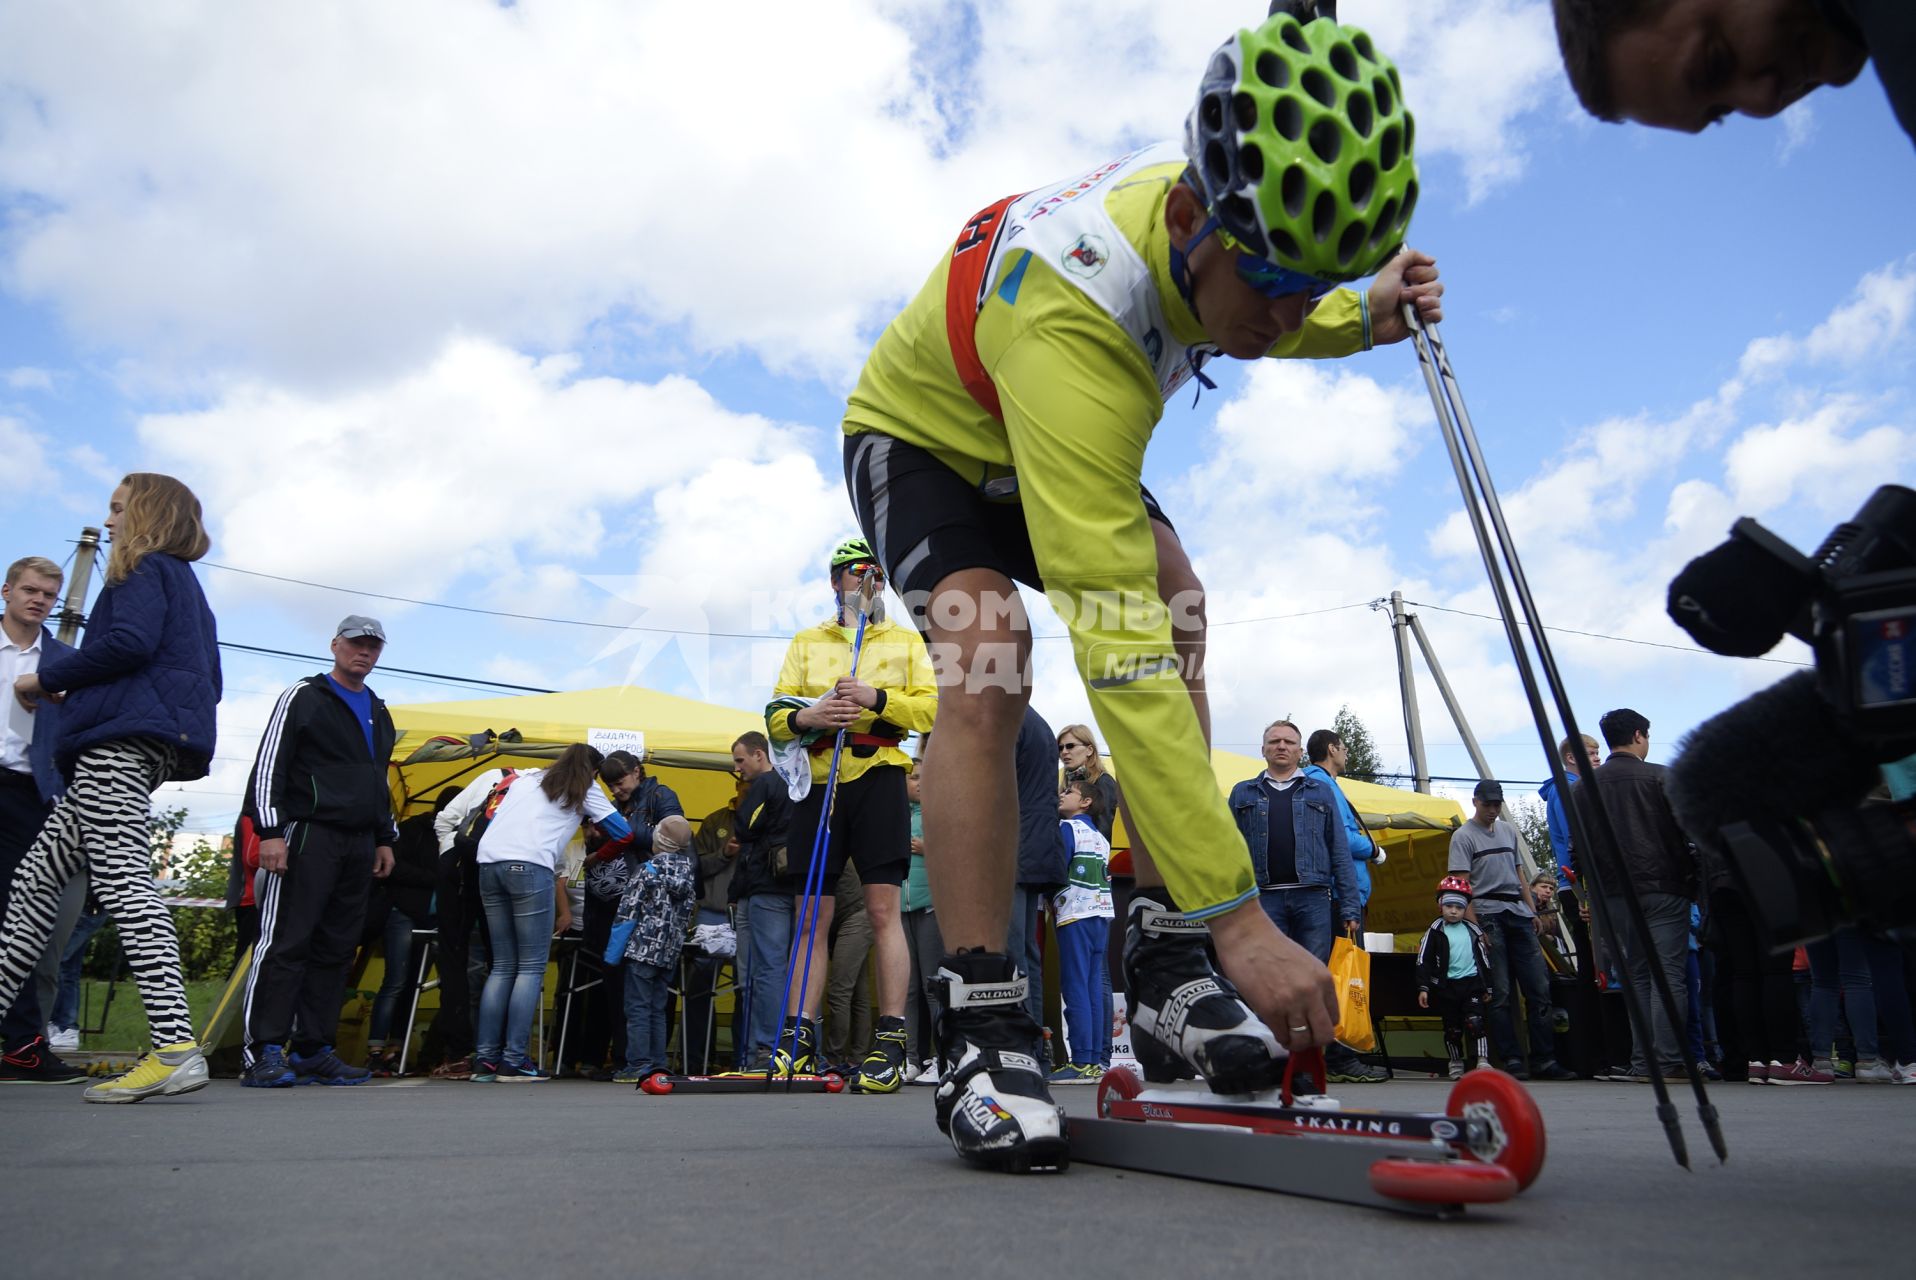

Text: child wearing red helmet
xmin=1416 ymin=876 xmax=1497 ymax=1078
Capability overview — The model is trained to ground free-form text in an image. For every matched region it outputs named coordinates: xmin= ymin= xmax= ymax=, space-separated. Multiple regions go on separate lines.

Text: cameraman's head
xmin=1599 ymin=708 xmax=1651 ymax=760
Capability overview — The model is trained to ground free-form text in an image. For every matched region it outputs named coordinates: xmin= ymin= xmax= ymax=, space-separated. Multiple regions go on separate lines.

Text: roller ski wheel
xmin=1097 ymin=1064 xmax=1143 ymax=1118
xmin=1124 ymin=894 xmax=1286 ymax=1095
xmin=933 ymin=955 xmax=1069 ymax=1175
xmin=1369 ymin=1158 xmax=1519 ymax=1205
xmin=638 ymin=1071 xmax=674 ymax=1095
xmin=822 ymin=1072 xmax=847 ymax=1094
xmin=1447 ymin=1067 xmax=1547 ymax=1190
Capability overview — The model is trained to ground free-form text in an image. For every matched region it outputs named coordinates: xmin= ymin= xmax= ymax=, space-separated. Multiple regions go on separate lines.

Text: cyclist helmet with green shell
xmin=829 ymin=536 xmax=877 ymax=573
xmin=1183 ymin=5 xmax=1418 ymax=285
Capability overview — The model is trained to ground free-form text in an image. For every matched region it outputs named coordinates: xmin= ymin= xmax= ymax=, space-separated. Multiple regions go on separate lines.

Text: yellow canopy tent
xmin=385 ymin=685 xmax=763 ymax=821
xmin=1109 ymin=748 xmax=1463 ymax=936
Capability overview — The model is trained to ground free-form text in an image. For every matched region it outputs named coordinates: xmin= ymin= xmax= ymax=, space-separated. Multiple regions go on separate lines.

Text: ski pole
xmin=772 ymin=572 xmax=881 ymax=1088
xmin=1403 ymin=303 xmax=1725 ymax=1168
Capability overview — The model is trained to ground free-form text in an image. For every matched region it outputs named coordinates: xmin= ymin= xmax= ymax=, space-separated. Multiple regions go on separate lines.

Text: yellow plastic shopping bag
xmin=1330 ymin=935 xmax=1375 ymax=1051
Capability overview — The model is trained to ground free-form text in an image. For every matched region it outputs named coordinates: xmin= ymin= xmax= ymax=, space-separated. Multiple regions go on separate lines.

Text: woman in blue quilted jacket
xmin=1 ymin=472 xmax=222 ymax=1104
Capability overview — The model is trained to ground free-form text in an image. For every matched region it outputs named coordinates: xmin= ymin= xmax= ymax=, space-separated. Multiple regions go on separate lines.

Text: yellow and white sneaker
xmin=83 ymin=1042 xmax=210 ymax=1104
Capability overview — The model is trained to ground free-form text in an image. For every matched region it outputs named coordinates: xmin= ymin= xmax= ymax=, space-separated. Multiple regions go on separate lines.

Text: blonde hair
xmin=105 ymin=473 xmax=210 ymax=585
xmin=1057 ymin=723 xmax=1105 ymax=782
xmin=5 ymin=556 xmax=62 ymax=588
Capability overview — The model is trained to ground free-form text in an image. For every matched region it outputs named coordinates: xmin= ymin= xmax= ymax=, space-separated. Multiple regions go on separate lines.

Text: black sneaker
xmin=0 ymin=1036 xmax=86 ymax=1084
xmin=1123 ymin=893 xmax=1285 ymax=1094
xmin=1531 ymin=1059 xmax=1577 ymax=1081
xmin=1503 ymin=1059 xmax=1533 ymax=1081
xmin=932 ymin=953 xmax=1067 ymax=1173
xmin=242 ymin=1044 xmax=298 ymax=1088
xmin=853 ymin=1018 xmax=909 ymax=1094
xmin=290 ymin=1045 xmax=372 ymax=1085
xmin=1327 ymin=1056 xmax=1390 ymax=1084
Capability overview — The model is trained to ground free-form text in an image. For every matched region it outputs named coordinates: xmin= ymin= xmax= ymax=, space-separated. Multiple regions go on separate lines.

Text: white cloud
xmin=4 ymin=366 xmax=54 ymax=391
xmin=1777 ymin=101 xmax=1816 ymax=163
xmin=0 ymin=1 xmax=1565 ymax=387
xmin=0 ymin=417 xmax=53 ymax=488
xmin=1724 ymin=397 xmax=1914 ymax=514
xmin=1736 ymin=256 xmax=1916 ymax=383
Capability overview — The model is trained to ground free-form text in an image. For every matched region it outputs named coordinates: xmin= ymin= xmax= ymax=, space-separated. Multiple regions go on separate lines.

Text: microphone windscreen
xmin=1667 ymin=672 xmax=1883 ymax=847
xmin=1666 ymin=539 xmax=1807 ymax=657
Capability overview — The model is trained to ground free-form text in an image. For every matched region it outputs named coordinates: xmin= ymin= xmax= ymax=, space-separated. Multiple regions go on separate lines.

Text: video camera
xmin=1665 ymin=485 xmax=1916 ymax=947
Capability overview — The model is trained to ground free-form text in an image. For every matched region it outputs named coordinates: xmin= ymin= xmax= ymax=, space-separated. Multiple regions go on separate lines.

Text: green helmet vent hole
xmin=1256 ymin=51 xmax=1289 ymax=88
xmin=1330 ymin=43 xmax=1359 ymax=81
xmin=1401 ymin=180 xmax=1419 ymax=226
xmin=1273 ymin=95 xmax=1304 ymax=141
xmin=1371 ymin=196 xmax=1400 ymax=245
xmin=1388 ymin=66 xmax=1402 ymax=94
xmin=1337 ymin=219 xmax=1366 ymax=266
xmin=1307 ymin=117 xmax=1341 ymax=164
xmin=1348 ymin=159 xmax=1376 ymax=210
xmin=1312 ymin=191 xmax=1336 ymax=243
xmin=1280 ymin=20 xmax=1310 ymax=54
xmin=1203 ymin=140 xmax=1231 ymax=188
xmin=1240 ymin=142 xmax=1264 ymax=182
xmin=1221 ymin=195 xmax=1263 ymax=253
xmin=1271 ymin=227 xmax=1301 ymax=261
xmin=1373 ymin=75 xmax=1395 ymax=118
xmin=1403 ymin=112 xmax=1416 ymax=155
xmin=1281 ymin=163 xmax=1308 ymax=217
xmin=1353 ymin=32 xmax=1375 ymax=62
xmin=1379 ymin=124 xmax=1402 ymax=171
xmin=1302 ymin=67 xmax=1336 ymax=108
xmin=1210 ymin=52 xmax=1235 ymax=82
xmin=1348 ymin=90 xmax=1374 ymax=138
xmin=1233 ymin=91 xmax=1259 ymax=131
xmin=1202 ymin=91 xmax=1226 ymax=134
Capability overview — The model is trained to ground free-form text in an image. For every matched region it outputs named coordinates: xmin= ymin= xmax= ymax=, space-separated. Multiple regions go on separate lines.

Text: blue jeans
xmin=1259 ymin=886 xmax=1333 ymax=962
xmin=475 ymin=862 xmax=555 ymax=1068
xmin=740 ymin=894 xmax=794 ymax=1066
xmin=623 ymin=958 xmax=672 ymax=1075
xmin=50 ymin=909 xmax=109 ymax=1030
xmin=1056 ymin=917 xmax=1112 ymax=1066
xmin=1602 ymin=892 xmax=1689 ymax=1074
xmin=368 ymin=907 xmax=420 ymax=1044
xmin=1807 ymin=928 xmax=1877 ymax=1063
xmin=1008 ymin=887 xmax=1049 ymax=1064
xmin=1479 ymin=910 xmax=1560 ymax=1068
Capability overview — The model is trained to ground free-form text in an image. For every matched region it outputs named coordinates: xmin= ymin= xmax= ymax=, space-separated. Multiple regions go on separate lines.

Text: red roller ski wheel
xmin=822 ymin=1073 xmax=847 ymax=1094
xmin=1369 ymin=1158 xmax=1518 ymax=1205
xmin=639 ymin=1072 xmax=674 ymax=1096
xmin=1447 ymin=1067 xmax=1546 ymax=1190
xmin=1096 ymin=1064 xmax=1143 ymax=1118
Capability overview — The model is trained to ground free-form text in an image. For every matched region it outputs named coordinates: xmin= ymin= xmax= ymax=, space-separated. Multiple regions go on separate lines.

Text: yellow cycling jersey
xmin=840 ymin=145 xmax=1374 ymax=920
xmin=770 ymin=615 xmax=938 ymax=785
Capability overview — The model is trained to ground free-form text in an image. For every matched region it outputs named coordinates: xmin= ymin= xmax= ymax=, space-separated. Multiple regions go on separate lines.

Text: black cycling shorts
xmin=843 ymin=432 xmax=1175 ymax=630
xmin=785 ymin=763 xmax=911 ymax=892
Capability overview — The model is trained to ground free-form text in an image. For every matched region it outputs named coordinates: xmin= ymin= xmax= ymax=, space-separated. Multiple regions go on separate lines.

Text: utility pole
xmin=1385 ymin=592 xmax=1431 ymax=793
xmin=54 ymin=527 xmax=101 ymax=645
xmin=1404 ymin=610 xmax=1492 ymax=780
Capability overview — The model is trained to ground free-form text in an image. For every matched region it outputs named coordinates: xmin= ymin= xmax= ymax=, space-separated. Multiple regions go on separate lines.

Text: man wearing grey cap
xmin=1447 ymin=779 xmax=1575 ymax=1081
xmin=239 ymin=616 xmax=397 ymax=1087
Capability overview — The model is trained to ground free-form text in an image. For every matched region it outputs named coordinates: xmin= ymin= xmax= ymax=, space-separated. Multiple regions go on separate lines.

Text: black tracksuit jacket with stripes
xmin=251 ymin=674 xmax=398 ymax=844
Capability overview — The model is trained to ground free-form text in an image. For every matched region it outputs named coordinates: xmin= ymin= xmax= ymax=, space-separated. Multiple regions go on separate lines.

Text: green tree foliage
xmin=1507 ymin=795 xmax=1558 ymax=883
xmin=1331 ymin=704 xmax=1395 ymax=784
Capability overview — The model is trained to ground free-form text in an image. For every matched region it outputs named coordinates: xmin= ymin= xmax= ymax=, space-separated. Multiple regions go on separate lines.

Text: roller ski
xmin=1070 ymin=1047 xmax=1546 ymax=1216
xmin=635 ymin=1067 xmax=844 ymax=1095
xmin=932 ymin=953 xmax=1068 ymax=1174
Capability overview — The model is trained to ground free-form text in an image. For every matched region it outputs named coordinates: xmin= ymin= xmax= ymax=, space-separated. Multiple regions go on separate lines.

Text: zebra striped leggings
xmin=0 ymin=737 xmax=194 ymax=1048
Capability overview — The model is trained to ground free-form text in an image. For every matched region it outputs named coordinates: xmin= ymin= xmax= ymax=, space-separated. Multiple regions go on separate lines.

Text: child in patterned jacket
xmin=614 ymin=814 xmax=697 ymax=1083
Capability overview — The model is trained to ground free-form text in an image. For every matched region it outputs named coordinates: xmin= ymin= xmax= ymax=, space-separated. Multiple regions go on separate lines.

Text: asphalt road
xmin=2 ymin=1075 xmax=1909 ymax=1277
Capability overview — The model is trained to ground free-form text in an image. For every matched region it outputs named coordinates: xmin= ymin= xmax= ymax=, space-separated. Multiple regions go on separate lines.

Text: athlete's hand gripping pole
xmin=1402 ymin=301 xmax=1724 ymax=1169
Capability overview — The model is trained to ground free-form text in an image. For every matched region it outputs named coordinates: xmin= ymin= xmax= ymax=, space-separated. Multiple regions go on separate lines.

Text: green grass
xmin=69 ymin=977 xmax=228 ymax=1052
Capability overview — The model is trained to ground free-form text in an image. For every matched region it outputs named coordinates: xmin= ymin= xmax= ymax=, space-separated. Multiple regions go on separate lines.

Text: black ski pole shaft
xmin=1419 ymin=318 xmax=1726 ymax=1164
xmin=1402 ymin=307 xmax=1694 ymax=1168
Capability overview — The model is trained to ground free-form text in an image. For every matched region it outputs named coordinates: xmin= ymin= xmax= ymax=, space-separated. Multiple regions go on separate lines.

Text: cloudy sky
xmin=3 ymin=1 xmax=1911 ymax=833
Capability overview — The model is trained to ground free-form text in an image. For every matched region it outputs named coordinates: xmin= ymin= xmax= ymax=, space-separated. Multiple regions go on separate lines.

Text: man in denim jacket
xmin=1229 ymin=719 xmax=1380 ymax=1082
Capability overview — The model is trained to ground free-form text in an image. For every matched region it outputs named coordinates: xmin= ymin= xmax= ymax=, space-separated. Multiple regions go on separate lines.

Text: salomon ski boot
xmin=1123 ymin=893 xmax=1286 ymax=1095
xmin=932 ymin=953 xmax=1068 ymax=1173
xmin=769 ymin=1016 xmax=821 ymax=1079
xmin=853 ymin=1016 xmax=910 ymax=1094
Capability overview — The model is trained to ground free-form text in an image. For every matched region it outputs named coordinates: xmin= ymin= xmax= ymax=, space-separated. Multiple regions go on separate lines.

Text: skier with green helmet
xmin=839 ymin=2 xmax=1443 ymax=1171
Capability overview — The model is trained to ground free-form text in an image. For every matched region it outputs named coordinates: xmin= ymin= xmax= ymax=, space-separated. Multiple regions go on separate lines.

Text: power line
xmin=1401 ymin=599 xmax=1812 ymax=667
xmin=218 ymin=641 xmax=556 ymax=695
